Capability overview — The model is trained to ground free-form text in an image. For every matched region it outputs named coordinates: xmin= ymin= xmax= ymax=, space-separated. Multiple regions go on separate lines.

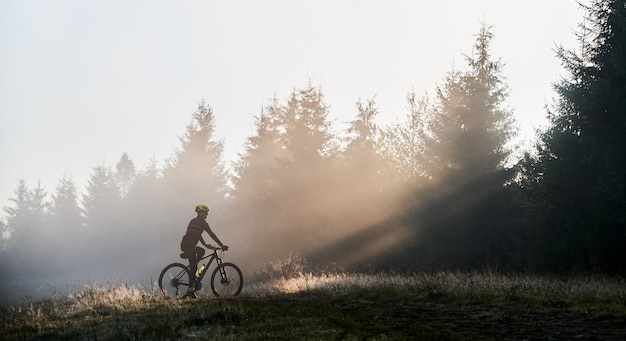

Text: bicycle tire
xmin=158 ymin=263 xmax=192 ymax=297
xmin=210 ymin=263 xmax=243 ymax=297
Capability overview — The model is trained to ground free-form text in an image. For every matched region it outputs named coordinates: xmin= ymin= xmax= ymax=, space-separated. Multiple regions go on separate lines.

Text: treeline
xmin=1 ymin=0 xmax=625 ymax=281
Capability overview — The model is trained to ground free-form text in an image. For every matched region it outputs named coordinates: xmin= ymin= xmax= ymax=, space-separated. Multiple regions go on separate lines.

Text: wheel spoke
xmin=210 ymin=263 xmax=243 ymax=297
xmin=159 ymin=263 xmax=192 ymax=297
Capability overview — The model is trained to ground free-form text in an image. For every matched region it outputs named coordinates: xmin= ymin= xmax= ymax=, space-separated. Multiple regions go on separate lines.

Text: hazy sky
xmin=1 ymin=0 xmax=585 ymax=216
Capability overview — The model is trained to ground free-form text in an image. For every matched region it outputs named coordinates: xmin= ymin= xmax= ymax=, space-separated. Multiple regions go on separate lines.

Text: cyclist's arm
xmin=205 ymin=225 xmax=225 ymax=248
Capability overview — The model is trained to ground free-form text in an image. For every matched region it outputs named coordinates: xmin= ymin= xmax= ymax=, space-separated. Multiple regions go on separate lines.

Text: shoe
xmin=195 ymin=278 xmax=202 ymax=291
xmin=181 ymin=291 xmax=198 ymax=299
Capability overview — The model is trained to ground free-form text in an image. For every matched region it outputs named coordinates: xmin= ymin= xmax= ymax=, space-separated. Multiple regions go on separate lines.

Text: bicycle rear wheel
xmin=158 ymin=263 xmax=192 ymax=297
xmin=210 ymin=263 xmax=243 ymax=297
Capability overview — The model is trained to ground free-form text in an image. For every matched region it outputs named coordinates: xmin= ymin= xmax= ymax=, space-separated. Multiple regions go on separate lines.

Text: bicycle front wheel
xmin=158 ymin=263 xmax=192 ymax=297
xmin=210 ymin=263 xmax=243 ymax=297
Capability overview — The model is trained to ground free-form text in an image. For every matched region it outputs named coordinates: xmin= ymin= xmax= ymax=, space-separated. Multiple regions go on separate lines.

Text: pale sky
xmin=1 ymin=0 xmax=585 ymax=217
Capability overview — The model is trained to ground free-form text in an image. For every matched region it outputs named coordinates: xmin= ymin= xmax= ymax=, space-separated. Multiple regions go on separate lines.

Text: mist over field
xmin=2 ymin=0 xmax=626 ymax=309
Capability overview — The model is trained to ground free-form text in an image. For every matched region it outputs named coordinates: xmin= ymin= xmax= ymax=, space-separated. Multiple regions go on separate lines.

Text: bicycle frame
xmin=194 ymin=248 xmax=224 ymax=280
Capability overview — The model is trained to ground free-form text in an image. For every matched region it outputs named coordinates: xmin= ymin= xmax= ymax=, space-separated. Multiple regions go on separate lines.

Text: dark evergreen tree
xmin=311 ymin=97 xmax=413 ymax=268
xmin=125 ymin=158 xmax=173 ymax=264
xmin=127 ymin=157 xmax=164 ymax=214
xmin=115 ymin=152 xmax=136 ymax=199
xmin=112 ymin=153 xmax=138 ymax=251
xmin=280 ymin=84 xmax=338 ymax=165
xmin=230 ymin=99 xmax=285 ymax=259
xmin=126 ymin=158 xmax=164 ymax=215
xmin=1 ymin=180 xmax=48 ymax=274
xmin=388 ymin=23 xmax=519 ymax=269
xmin=81 ymin=164 xmax=122 ymax=271
xmin=164 ymin=101 xmax=228 ymax=215
xmin=336 ymin=98 xmax=393 ymax=233
xmin=431 ymin=23 xmax=515 ymax=187
xmin=0 ymin=220 xmax=9 ymax=279
xmin=45 ymin=173 xmax=84 ymax=272
xmin=82 ymin=164 xmax=120 ymax=234
xmin=345 ymin=98 xmax=379 ymax=155
xmin=380 ymin=92 xmax=435 ymax=190
xmin=517 ymin=0 xmax=626 ymax=273
xmin=49 ymin=174 xmax=83 ymax=230
xmin=274 ymin=84 xmax=340 ymax=252
xmin=230 ymin=85 xmax=340 ymax=260
xmin=29 ymin=180 xmax=48 ymax=231
xmin=0 ymin=220 xmax=7 ymax=251
xmin=2 ymin=181 xmax=30 ymax=265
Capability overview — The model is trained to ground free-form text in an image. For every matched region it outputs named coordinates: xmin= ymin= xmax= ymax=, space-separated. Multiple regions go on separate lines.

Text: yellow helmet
xmin=195 ymin=204 xmax=210 ymax=213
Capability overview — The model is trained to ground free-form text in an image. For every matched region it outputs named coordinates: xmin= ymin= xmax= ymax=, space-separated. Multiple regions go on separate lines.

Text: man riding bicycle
xmin=180 ymin=204 xmax=228 ymax=298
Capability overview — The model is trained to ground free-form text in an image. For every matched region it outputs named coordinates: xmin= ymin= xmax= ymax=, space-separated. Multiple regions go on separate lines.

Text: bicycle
xmin=158 ymin=245 xmax=243 ymax=298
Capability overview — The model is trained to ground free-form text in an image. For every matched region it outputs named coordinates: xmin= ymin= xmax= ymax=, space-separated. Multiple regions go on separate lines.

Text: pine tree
xmin=232 ymin=99 xmax=283 ymax=213
xmin=0 ymin=220 xmax=8 ymax=251
xmin=274 ymin=84 xmax=340 ymax=251
xmin=1 ymin=180 xmax=48 ymax=274
xmin=380 ymin=92 xmax=435 ymax=189
xmin=345 ymin=98 xmax=380 ymax=161
xmin=115 ymin=152 xmax=136 ymax=199
xmin=128 ymin=158 xmax=163 ymax=208
xmin=230 ymin=99 xmax=285 ymax=258
xmin=49 ymin=174 xmax=83 ymax=234
xmin=230 ymin=85 xmax=340 ymax=258
xmin=337 ymin=98 xmax=392 ymax=232
xmin=125 ymin=158 xmax=172 ymax=252
xmin=390 ymin=23 xmax=519 ymax=269
xmin=82 ymin=164 xmax=120 ymax=232
xmin=0 ymin=220 xmax=10 ymax=278
xmin=44 ymin=173 xmax=84 ymax=272
xmin=281 ymin=85 xmax=337 ymax=162
xmin=164 ymin=100 xmax=228 ymax=214
xmin=518 ymin=0 xmax=626 ymax=272
xmin=30 ymin=180 xmax=48 ymax=230
xmin=431 ymin=23 xmax=515 ymax=187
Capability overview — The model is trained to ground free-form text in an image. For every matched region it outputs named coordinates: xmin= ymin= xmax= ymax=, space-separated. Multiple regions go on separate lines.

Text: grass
xmin=2 ymin=271 xmax=626 ymax=340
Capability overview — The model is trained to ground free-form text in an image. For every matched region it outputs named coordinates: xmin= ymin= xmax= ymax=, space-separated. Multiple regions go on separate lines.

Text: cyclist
xmin=180 ymin=204 xmax=228 ymax=298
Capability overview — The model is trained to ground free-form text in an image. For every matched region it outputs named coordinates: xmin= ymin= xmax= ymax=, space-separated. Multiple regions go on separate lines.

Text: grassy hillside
xmin=2 ymin=271 xmax=625 ymax=340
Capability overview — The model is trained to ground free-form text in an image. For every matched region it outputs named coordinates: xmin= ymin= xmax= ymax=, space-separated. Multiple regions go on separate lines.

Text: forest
xmin=1 ymin=0 xmax=625 ymax=296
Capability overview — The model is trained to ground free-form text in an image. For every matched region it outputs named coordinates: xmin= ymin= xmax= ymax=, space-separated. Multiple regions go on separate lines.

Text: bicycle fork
xmin=216 ymin=257 xmax=229 ymax=284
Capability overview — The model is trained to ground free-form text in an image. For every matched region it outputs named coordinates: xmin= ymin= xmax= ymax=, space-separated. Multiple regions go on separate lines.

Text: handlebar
xmin=204 ymin=244 xmax=229 ymax=251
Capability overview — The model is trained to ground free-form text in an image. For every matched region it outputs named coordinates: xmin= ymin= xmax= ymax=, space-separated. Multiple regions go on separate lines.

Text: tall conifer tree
xmin=518 ymin=0 xmax=626 ymax=272
xmin=82 ymin=164 xmax=120 ymax=231
xmin=431 ymin=23 xmax=515 ymax=187
xmin=230 ymin=99 xmax=285 ymax=257
xmin=164 ymin=101 xmax=228 ymax=215
xmin=275 ymin=84 xmax=339 ymax=251
xmin=1 ymin=180 xmax=47 ymax=273
xmin=49 ymin=174 xmax=83 ymax=233
xmin=396 ymin=23 xmax=518 ymax=269
xmin=115 ymin=153 xmax=136 ymax=199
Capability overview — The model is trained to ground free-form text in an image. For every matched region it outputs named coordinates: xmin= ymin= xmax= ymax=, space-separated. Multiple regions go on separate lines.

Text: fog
xmin=1 ymin=26 xmax=519 ymax=304
xmin=0 ymin=99 xmax=423 ymax=305
xmin=0 ymin=169 xmax=407 ymax=304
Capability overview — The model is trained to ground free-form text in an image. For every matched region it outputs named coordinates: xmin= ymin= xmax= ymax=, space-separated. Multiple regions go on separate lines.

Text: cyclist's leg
xmin=181 ymin=238 xmax=198 ymax=296
xmin=195 ymin=246 xmax=205 ymax=262
xmin=186 ymin=246 xmax=205 ymax=278
xmin=187 ymin=252 xmax=198 ymax=283
xmin=183 ymin=252 xmax=198 ymax=297
xmin=192 ymin=247 xmax=205 ymax=289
